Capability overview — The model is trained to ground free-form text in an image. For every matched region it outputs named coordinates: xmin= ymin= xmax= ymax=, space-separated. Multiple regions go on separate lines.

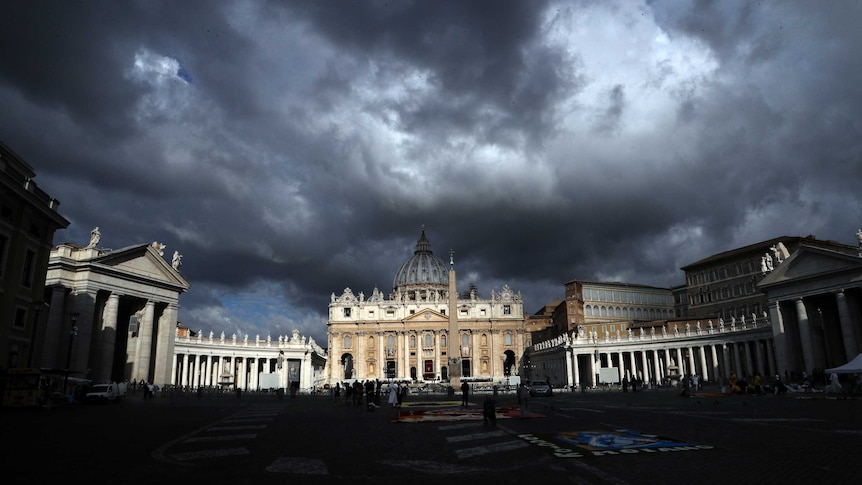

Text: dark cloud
xmin=1 ymin=0 xmax=860 ymax=344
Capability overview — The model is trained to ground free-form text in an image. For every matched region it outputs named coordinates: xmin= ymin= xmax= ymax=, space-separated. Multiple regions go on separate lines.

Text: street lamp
xmin=63 ymin=312 xmax=80 ymax=395
xmin=27 ymin=301 xmax=44 ymax=367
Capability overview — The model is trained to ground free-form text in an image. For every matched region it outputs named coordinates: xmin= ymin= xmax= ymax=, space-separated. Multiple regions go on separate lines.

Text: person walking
xmin=460 ymin=380 xmax=470 ymax=407
xmin=388 ymin=382 xmax=399 ymax=407
xmin=517 ymin=383 xmax=530 ymax=418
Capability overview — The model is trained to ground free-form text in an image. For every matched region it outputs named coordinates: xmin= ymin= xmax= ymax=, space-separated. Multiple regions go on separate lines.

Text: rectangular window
xmin=343 ymin=307 xmax=351 ymax=317
xmin=13 ymin=307 xmax=27 ymax=330
xmin=386 ymin=309 xmax=395 ymax=317
xmin=503 ymin=305 xmax=511 ymax=315
xmin=0 ymin=233 xmax=8 ymax=276
xmin=459 ymin=309 xmax=467 ymax=316
xmin=480 ymin=309 xmax=486 ymax=316
xmin=21 ymin=249 xmax=35 ymax=288
xmin=368 ymin=310 xmax=374 ymax=318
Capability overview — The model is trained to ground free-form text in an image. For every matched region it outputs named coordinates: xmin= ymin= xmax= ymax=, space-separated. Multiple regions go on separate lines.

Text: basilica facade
xmin=326 ymin=229 xmax=528 ymax=385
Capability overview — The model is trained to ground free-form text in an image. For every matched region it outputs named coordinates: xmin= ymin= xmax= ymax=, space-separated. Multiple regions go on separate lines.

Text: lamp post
xmin=27 ymin=301 xmax=44 ymax=367
xmin=63 ymin=312 xmax=80 ymax=395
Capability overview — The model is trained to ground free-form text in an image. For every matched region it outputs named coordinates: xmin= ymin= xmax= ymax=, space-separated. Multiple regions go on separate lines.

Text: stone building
xmin=0 ymin=141 xmax=70 ymax=370
xmin=565 ymin=280 xmax=676 ymax=340
xmin=526 ymin=232 xmax=862 ymax=389
xmin=326 ymin=228 xmax=528 ymax=386
xmin=42 ymin=237 xmax=189 ymax=386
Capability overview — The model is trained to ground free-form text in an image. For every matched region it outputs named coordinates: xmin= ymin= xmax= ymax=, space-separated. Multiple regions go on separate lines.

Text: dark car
xmin=529 ymin=380 xmax=552 ymax=397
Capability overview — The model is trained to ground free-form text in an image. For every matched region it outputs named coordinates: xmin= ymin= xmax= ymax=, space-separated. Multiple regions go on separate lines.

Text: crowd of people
xmin=330 ymin=379 xmax=409 ymax=410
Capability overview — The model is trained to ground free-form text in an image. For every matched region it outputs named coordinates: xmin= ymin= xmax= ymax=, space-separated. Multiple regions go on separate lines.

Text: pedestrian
xmin=517 ymin=383 xmax=530 ymax=418
xmin=460 ymin=380 xmax=469 ymax=407
xmin=388 ymin=383 xmax=399 ymax=407
xmin=398 ymin=382 xmax=407 ymax=406
xmin=483 ymin=395 xmax=497 ymax=426
xmin=622 ymin=376 xmax=628 ymax=392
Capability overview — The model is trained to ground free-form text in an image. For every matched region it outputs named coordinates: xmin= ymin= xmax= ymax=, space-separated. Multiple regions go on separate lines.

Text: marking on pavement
xmin=266 ymin=457 xmax=329 ymax=475
xmin=171 ymin=448 xmax=250 ymax=461
xmin=560 ymin=407 xmax=605 ymax=413
xmin=378 ymin=460 xmax=486 ymax=475
xmin=455 ymin=440 xmax=529 ymax=459
xmin=208 ymin=425 xmax=268 ymax=431
xmin=183 ymin=434 xmax=258 ymax=443
xmin=520 ymin=430 xmax=713 ymax=458
xmin=446 ymin=430 xmax=507 ymax=443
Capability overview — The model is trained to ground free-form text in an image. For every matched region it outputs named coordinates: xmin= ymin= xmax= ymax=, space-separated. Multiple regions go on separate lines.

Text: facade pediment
xmin=759 ymin=245 xmax=862 ymax=289
xmin=92 ymin=244 xmax=190 ymax=289
xmin=403 ymin=309 xmax=448 ymax=324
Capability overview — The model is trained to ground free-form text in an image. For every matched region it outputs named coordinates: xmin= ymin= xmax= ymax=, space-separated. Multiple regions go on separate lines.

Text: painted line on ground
xmin=208 ymin=424 xmax=268 ymax=431
xmin=266 ymin=457 xmax=329 ymax=475
xmin=455 ymin=440 xmax=529 ymax=459
xmin=171 ymin=448 xmax=250 ymax=461
xmin=183 ymin=433 xmax=258 ymax=443
xmin=446 ymin=430 xmax=507 ymax=443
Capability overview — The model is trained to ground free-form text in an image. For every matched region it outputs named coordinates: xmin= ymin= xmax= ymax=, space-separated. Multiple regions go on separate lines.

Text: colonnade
xmin=528 ymin=317 xmax=776 ymax=389
xmin=172 ymin=331 xmax=326 ymax=392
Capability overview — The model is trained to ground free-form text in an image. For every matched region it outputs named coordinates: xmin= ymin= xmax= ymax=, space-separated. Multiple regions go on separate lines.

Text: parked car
xmin=529 ymin=380 xmax=552 ymax=397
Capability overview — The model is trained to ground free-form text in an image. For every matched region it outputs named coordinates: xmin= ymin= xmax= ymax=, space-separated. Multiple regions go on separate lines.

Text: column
xmin=133 ymin=301 xmax=155 ymax=382
xmin=96 ymin=293 xmax=121 ymax=383
xmin=617 ymin=351 xmax=625 ymax=382
xmin=640 ymin=351 xmax=649 ymax=383
xmin=588 ymin=351 xmax=596 ymax=388
xmin=687 ymin=347 xmax=696 ymax=378
xmin=796 ymin=298 xmax=815 ymax=374
xmin=769 ymin=301 xmax=788 ymax=376
xmin=766 ymin=340 xmax=776 ymax=377
xmin=571 ymin=349 xmax=579 ymax=389
xmin=733 ymin=343 xmax=743 ymax=377
xmin=744 ymin=341 xmax=754 ymax=378
xmin=152 ymin=303 xmax=178 ymax=386
xmin=628 ymin=352 xmax=637 ymax=380
xmin=722 ymin=344 xmax=731 ymax=382
xmin=710 ymin=345 xmax=720 ymax=383
xmin=836 ymin=290 xmax=858 ymax=360
xmin=698 ymin=346 xmax=709 ymax=381
xmin=755 ymin=340 xmax=766 ymax=376
xmin=171 ymin=353 xmax=178 ymax=386
xmin=652 ymin=350 xmax=661 ymax=386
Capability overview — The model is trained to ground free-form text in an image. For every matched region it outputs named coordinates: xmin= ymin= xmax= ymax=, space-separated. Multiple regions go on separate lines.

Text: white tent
xmin=826 ymin=354 xmax=862 ymax=374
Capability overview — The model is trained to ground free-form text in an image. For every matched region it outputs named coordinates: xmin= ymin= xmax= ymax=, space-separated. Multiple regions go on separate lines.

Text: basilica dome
xmin=392 ymin=228 xmax=449 ymax=291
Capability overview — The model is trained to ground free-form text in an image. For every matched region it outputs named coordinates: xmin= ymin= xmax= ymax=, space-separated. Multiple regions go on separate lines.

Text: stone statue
xmin=761 ymin=253 xmax=773 ymax=273
xmin=685 ymin=322 xmax=691 ymax=334
xmin=209 ymin=331 xmax=214 ymax=339
xmin=857 ymin=228 xmax=862 ymax=246
xmin=87 ymin=227 xmax=101 ymax=248
xmin=152 ymin=241 xmax=166 ymax=256
xmin=171 ymin=251 xmax=182 ymax=270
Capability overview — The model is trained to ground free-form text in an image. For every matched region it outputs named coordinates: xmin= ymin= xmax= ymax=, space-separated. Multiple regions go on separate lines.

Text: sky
xmin=2 ymin=1 xmax=861 ymax=346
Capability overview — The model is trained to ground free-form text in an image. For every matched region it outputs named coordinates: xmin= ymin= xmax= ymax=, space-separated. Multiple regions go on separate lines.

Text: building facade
xmin=43 ymin=238 xmax=190 ymax=386
xmin=565 ymin=280 xmax=676 ymax=341
xmin=326 ymin=229 xmax=528 ymax=385
xmin=0 ymin=141 xmax=70 ymax=370
xmin=526 ymin=232 xmax=862 ymax=389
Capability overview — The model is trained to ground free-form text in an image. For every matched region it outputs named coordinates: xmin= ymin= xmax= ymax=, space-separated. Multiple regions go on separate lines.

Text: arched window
xmin=441 ymin=335 xmax=447 ymax=347
xmin=387 ymin=335 xmax=395 ymax=347
xmin=505 ymin=333 xmax=513 ymax=345
xmin=368 ymin=336 xmax=374 ymax=348
xmin=410 ymin=335 xmax=416 ymax=348
xmin=344 ymin=335 xmax=351 ymax=349
xmin=424 ymin=334 xmax=433 ymax=347
xmin=481 ymin=334 xmax=488 ymax=346
xmin=462 ymin=334 xmax=469 ymax=347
